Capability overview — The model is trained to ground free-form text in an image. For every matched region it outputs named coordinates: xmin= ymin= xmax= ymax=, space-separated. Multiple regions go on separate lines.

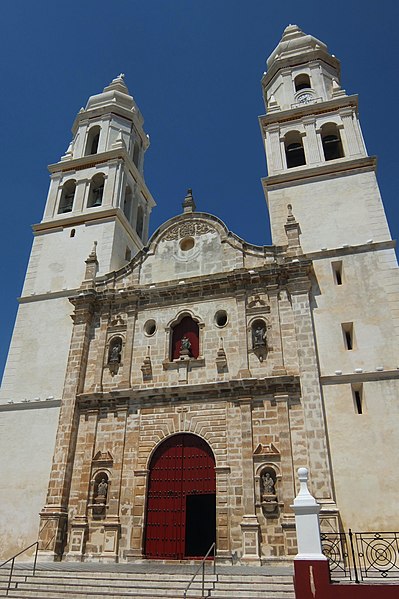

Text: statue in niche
xmin=180 ymin=336 xmax=191 ymax=357
xmin=253 ymin=324 xmax=266 ymax=348
xmin=262 ymin=472 xmax=276 ymax=496
xmin=97 ymin=478 xmax=108 ymax=499
xmin=109 ymin=340 xmax=122 ymax=364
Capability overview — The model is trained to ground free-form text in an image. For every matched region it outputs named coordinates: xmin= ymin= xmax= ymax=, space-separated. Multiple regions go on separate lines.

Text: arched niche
xmin=170 ymin=314 xmax=200 ymax=360
xmin=321 ymin=122 xmax=344 ymax=161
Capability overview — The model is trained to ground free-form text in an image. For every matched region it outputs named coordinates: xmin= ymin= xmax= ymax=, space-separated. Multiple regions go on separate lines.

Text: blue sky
xmin=0 ymin=0 xmax=398 ymax=381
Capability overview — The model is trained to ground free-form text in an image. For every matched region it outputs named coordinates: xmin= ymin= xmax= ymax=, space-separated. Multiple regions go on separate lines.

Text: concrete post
xmin=291 ymin=467 xmax=327 ymax=561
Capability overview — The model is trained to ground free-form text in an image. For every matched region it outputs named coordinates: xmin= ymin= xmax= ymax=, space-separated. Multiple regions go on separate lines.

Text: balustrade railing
xmin=321 ymin=529 xmax=399 ymax=583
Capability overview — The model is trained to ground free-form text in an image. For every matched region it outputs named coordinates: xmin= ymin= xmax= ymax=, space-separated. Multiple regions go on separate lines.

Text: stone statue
xmin=180 ymin=336 xmax=191 ymax=356
xmin=262 ymin=472 xmax=275 ymax=495
xmin=253 ymin=324 xmax=266 ymax=348
xmin=97 ymin=478 xmax=108 ymax=498
xmin=109 ymin=341 xmax=121 ymax=363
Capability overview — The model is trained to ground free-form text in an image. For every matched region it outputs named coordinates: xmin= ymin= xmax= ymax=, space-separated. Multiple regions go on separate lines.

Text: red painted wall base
xmin=294 ymin=559 xmax=399 ymax=599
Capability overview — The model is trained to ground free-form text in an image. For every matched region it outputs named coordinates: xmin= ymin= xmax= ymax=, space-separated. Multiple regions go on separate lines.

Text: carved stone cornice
xmin=76 ymin=374 xmax=301 ymax=412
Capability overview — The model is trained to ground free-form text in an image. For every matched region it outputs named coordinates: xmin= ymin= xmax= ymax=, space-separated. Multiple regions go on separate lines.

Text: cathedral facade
xmin=1 ymin=26 xmax=398 ymax=564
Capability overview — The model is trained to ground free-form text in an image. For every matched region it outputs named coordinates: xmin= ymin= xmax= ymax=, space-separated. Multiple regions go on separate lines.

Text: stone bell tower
xmin=260 ymin=26 xmax=399 ymax=531
xmin=0 ymin=75 xmax=155 ymax=404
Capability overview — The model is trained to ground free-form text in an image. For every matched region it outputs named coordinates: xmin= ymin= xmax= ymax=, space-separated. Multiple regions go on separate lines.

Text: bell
xmin=92 ymin=197 xmax=102 ymax=207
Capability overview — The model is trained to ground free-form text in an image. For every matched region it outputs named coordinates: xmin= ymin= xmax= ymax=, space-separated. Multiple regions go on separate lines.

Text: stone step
xmin=0 ymin=563 xmax=295 ymax=599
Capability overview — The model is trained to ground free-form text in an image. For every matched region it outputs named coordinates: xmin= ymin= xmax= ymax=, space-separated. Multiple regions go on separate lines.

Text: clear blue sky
xmin=0 ymin=0 xmax=398 ymax=381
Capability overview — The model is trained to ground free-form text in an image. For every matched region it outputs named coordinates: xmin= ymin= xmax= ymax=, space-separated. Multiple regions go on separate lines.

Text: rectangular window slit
xmin=332 ymin=261 xmax=343 ymax=285
xmin=352 ymin=385 xmax=364 ymax=414
xmin=342 ymin=323 xmax=354 ymax=350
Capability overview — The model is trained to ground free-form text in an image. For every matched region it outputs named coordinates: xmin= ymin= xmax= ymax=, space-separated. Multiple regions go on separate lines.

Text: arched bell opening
xmin=144 ymin=433 xmax=216 ymax=560
xmin=284 ymin=131 xmax=306 ymax=168
xmin=321 ymin=122 xmax=344 ymax=161
xmin=87 ymin=173 xmax=105 ymax=208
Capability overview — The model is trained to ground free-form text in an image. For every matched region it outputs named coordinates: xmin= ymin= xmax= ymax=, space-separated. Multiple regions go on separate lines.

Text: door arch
xmin=144 ymin=433 xmax=216 ymax=559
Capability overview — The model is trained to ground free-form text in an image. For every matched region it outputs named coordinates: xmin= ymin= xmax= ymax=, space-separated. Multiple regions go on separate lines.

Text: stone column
xmin=268 ymin=287 xmax=286 ymax=375
xmin=215 ymin=466 xmax=231 ymax=559
xmin=266 ymin=125 xmax=283 ymax=172
xmin=73 ymin=178 xmax=89 ymax=213
xmin=289 ymin=282 xmax=333 ymax=502
xmin=303 ymin=117 xmax=322 ymax=164
xmin=275 ymin=393 xmax=297 ymax=555
xmin=38 ymin=294 xmax=95 ymax=560
xmin=339 ymin=108 xmax=361 ymax=156
xmin=119 ymin=304 xmax=138 ymax=388
xmin=238 ymin=398 xmax=260 ymax=563
xmin=101 ymin=404 xmax=128 ymax=561
xmin=66 ymin=408 xmax=97 ymax=560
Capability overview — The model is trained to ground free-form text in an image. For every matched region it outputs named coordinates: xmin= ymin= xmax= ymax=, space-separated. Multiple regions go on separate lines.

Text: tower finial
xmin=83 ymin=241 xmax=99 ymax=283
xmin=182 ymin=188 xmax=196 ymax=213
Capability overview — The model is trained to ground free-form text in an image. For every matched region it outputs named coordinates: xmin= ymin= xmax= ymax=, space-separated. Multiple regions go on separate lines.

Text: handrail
xmin=0 ymin=541 xmax=39 ymax=596
xmin=183 ymin=542 xmax=216 ymax=599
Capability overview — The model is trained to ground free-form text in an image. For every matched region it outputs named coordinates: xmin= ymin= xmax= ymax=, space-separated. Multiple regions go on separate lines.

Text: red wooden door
xmin=144 ymin=434 xmax=215 ymax=559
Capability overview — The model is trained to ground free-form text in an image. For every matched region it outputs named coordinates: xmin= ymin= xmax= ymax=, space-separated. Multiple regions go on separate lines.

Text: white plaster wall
xmin=312 ymin=250 xmax=399 ymax=375
xmin=0 ymin=298 xmax=72 ymax=403
xmin=323 ymin=380 xmax=399 ymax=530
xmin=266 ymin=170 xmax=391 ymax=252
xmin=0 ymin=406 xmax=59 ymax=559
xmin=23 ymin=220 xmax=126 ymax=296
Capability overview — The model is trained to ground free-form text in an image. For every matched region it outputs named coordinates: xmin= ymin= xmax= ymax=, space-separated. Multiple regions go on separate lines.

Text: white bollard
xmin=291 ymin=467 xmax=327 ymax=560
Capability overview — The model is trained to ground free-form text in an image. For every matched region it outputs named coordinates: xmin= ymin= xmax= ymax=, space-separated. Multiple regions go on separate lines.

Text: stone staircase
xmin=0 ymin=561 xmax=295 ymax=598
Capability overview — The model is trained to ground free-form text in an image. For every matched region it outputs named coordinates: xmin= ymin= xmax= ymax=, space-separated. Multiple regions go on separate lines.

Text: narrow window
xmin=125 ymin=247 xmax=131 ymax=261
xmin=123 ymin=185 xmax=133 ymax=221
xmin=342 ymin=323 xmax=354 ymax=350
xmin=70 ymin=228 xmax=76 ymax=238
xmin=332 ymin=261 xmax=343 ymax=285
xmin=136 ymin=205 xmax=144 ymax=238
xmin=133 ymin=142 xmax=140 ymax=168
xmin=284 ymin=131 xmax=306 ymax=168
xmin=352 ymin=385 xmax=364 ymax=414
xmin=85 ymin=126 xmax=101 ymax=156
xmin=321 ymin=123 xmax=344 ymax=161
xmin=294 ymin=73 xmax=311 ymax=92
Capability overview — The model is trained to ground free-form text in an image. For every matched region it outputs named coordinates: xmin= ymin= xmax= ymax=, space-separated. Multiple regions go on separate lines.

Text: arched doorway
xmin=144 ymin=433 xmax=216 ymax=559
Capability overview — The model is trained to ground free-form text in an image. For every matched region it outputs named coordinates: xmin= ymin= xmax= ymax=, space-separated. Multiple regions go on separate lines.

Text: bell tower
xmin=260 ymin=26 xmax=399 ymax=530
xmin=260 ymin=24 xmax=390 ymax=252
xmin=0 ymin=75 xmax=155 ymax=403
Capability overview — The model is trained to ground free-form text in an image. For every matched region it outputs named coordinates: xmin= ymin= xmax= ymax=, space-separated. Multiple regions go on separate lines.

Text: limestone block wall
xmin=82 ymin=290 xmax=300 ymax=394
xmin=64 ymin=390 xmax=308 ymax=562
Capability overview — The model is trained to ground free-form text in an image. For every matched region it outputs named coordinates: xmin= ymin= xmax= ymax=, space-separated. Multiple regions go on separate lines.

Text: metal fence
xmin=321 ymin=530 xmax=399 ymax=583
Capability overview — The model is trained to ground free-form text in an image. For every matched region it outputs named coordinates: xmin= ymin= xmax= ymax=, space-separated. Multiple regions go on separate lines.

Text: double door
xmin=144 ymin=434 xmax=216 ymax=559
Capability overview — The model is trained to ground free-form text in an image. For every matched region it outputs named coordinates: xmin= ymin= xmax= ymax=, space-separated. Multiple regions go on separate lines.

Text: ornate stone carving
xmin=162 ymin=221 xmax=214 ymax=241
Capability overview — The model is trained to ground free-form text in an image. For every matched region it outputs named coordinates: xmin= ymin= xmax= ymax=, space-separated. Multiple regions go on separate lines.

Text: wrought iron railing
xmin=0 ymin=541 xmax=39 ymax=596
xmin=321 ymin=529 xmax=399 ymax=583
xmin=183 ymin=542 xmax=216 ymax=598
